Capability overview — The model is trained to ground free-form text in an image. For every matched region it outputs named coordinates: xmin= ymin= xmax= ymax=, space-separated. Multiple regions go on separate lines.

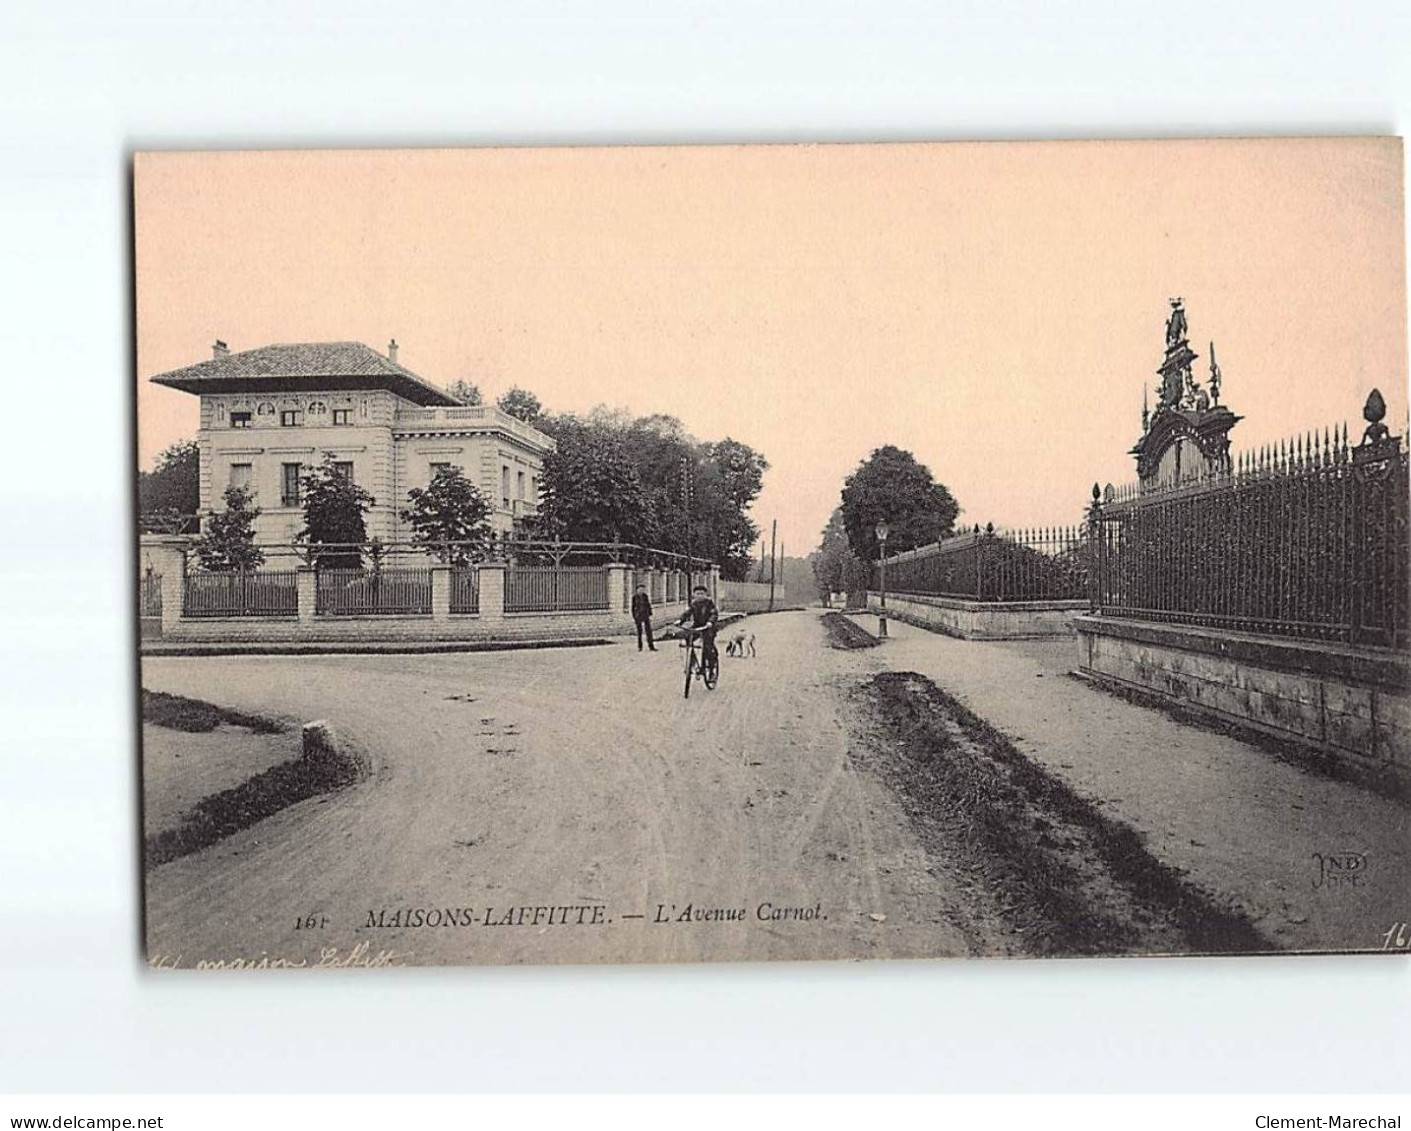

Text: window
xmin=231 ymin=411 xmax=252 ymax=429
xmin=516 ymin=470 xmax=525 ymax=500
xmin=333 ymin=461 xmax=354 ymax=483
xmin=332 ymin=408 xmax=352 ymax=426
xmin=429 ymin=461 xmax=452 ymax=483
xmin=281 ymin=409 xmax=303 ymax=427
xmin=501 ymin=466 xmax=510 ymax=506
xmin=281 ymin=463 xmax=302 ymax=507
xmin=229 ymin=463 xmax=253 ymax=492
xmin=308 ymin=401 xmax=327 ymax=417
xmin=256 ymin=401 xmax=275 ymax=417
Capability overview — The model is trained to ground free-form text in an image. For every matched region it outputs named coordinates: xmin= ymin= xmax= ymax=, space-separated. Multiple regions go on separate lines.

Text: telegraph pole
xmin=767 ymin=519 xmax=777 ymax=612
xmin=680 ymin=455 xmax=694 ymax=591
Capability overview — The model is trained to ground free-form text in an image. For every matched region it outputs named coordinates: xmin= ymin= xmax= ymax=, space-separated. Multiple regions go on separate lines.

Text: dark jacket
xmin=678 ymin=595 xmax=719 ymax=630
xmin=631 ymin=591 xmax=653 ymax=621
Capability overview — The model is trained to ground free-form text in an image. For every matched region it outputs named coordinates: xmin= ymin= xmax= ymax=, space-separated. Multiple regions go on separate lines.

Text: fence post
xmin=430 ymin=565 xmax=452 ymax=623
xmin=160 ymin=553 xmax=185 ymax=635
xmin=478 ymin=561 xmax=507 ymax=623
xmin=1087 ymin=483 xmax=1102 ymax=615
xmin=710 ymin=564 xmax=722 ymax=603
xmin=296 ymin=567 xmax=318 ymax=623
xmin=606 ymin=563 xmax=630 ymax=619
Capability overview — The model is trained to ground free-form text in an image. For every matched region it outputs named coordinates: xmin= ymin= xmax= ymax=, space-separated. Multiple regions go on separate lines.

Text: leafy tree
xmin=139 ymin=439 xmax=200 ymax=532
xmin=297 ymin=454 xmax=375 ymax=570
xmin=533 ymin=416 xmax=649 ymax=545
xmin=840 ymin=445 xmax=959 ymax=561
xmin=531 ymin=407 xmax=768 ymax=578
xmin=446 ymin=379 xmax=484 ymax=406
xmin=497 ymin=386 xmax=543 ymax=423
xmin=191 ymin=485 xmax=265 ymax=573
xmin=811 ymin=507 xmax=867 ymax=603
xmin=400 ymin=465 xmax=493 ymax=565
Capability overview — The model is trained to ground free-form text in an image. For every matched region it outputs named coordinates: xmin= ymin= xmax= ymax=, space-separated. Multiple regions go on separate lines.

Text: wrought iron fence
xmin=449 ymin=568 xmax=479 ymax=614
xmin=876 ymin=526 xmax=1090 ymax=603
xmin=1091 ymin=428 xmax=1409 ymax=649
xmin=316 ymin=568 xmax=433 ymax=616
xmin=505 ymin=566 xmax=610 ymax=613
xmin=183 ymin=570 xmax=299 ymax=617
xmin=141 ymin=570 xmax=163 ymax=618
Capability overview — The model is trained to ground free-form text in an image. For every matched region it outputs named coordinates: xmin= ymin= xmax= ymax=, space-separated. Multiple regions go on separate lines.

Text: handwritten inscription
xmin=148 ymin=942 xmax=412 ymax=970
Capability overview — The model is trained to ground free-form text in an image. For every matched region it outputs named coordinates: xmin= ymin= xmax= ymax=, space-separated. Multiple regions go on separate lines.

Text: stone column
xmin=606 ymin=563 xmax=630 ymax=626
xmin=430 ymin=566 xmax=452 ymax=623
xmin=296 ymin=567 xmax=318 ymax=625
xmin=139 ymin=535 xmax=190 ymax=635
xmin=478 ymin=561 xmax=507 ymax=623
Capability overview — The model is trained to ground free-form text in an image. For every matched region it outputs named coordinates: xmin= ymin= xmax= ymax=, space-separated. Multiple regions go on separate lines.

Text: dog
xmin=726 ymin=630 xmax=757 ymax=658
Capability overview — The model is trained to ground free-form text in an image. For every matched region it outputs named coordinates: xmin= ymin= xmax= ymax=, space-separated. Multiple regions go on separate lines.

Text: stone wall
xmin=138 ymin=536 xmax=714 ymax=648
xmin=1073 ymin=615 xmax=1411 ymax=773
xmin=718 ymin=580 xmax=786 ymax=613
xmin=867 ymin=591 xmax=1085 ymax=640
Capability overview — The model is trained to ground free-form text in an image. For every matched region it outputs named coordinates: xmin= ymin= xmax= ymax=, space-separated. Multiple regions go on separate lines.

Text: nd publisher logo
xmin=1312 ymin=851 xmax=1369 ymax=889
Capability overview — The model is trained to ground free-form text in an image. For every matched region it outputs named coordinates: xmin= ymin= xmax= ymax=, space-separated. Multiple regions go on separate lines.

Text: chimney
xmin=388 ymin=339 xmax=398 ymax=364
xmin=213 ymin=340 xmax=229 ymax=358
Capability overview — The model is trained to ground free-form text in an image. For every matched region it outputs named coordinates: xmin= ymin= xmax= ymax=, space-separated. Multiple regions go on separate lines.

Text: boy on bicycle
xmin=676 ymin=584 xmax=720 ymax=671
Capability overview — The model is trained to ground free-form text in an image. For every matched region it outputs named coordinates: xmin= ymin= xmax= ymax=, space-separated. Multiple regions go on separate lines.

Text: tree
xmin=840 ymin=445 xmax=959 ymax=561
xmin=191 ymin=485 xmax=265 ymax=573
xmin=533 ymin=416 xmax=649 ymax=545
xmin=400 ymin=466 xmax=493 ymax=565
xmin=139 ymin=439 xmax=200 ymax=532
xmin=810 ymin=507 xmax=867 ymax=603
xmin=531 ymin=407 xmax=769 ymax=577
xmin=497 ymin=386 xmax=543 ymax=423
xmin=446 ymin=379 xmax=484 ymax=406
xmin=701 ymin=438 xmax=768 ymax=579
xmin=297 ymin=454 xmax=375 ymax=570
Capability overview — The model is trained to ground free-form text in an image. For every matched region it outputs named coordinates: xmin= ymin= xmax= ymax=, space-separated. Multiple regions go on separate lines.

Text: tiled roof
xmin=149 ymin=342 xmax=460 ymax=406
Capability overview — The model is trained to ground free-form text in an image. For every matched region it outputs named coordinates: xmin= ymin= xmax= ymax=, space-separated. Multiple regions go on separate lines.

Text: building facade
xmin=150 ymin=340 xmax=555 ymax=546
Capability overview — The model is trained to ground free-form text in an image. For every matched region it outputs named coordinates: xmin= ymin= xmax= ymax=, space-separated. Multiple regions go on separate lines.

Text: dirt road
xmin=142 ymin=612 xmax=980 ymax=968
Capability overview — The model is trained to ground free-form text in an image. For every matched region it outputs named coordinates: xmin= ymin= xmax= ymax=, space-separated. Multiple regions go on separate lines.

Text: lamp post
xmin=875 ymin=519 xmax=890 ymax=639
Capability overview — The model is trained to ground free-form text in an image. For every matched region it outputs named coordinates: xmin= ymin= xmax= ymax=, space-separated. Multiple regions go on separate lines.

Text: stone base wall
xmin=159 ymin=598 xmax=698 ymax=646
xmin=1073 ymin=615 xmax=1411 ymax=773
xmin=867 ymin=591 xmax=1086 ymax=640
xmin=718 ymin=581 xmax=786 ymax=614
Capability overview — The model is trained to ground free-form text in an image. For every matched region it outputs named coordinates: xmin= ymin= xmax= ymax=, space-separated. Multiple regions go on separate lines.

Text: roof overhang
xmin=150 ymin=371 xmax=461 ymax=407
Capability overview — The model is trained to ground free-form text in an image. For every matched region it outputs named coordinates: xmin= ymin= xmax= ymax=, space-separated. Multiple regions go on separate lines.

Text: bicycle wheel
xmin=683 ymin=647 xmax=695 ymax=699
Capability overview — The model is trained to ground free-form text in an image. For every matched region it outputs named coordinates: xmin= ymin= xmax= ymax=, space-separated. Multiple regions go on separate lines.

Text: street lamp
xmin=875 ymin=519 xmax=890 ymax=639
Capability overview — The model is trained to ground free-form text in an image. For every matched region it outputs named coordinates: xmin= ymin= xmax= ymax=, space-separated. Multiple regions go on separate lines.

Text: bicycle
xmin=677 ymin=625 xmax=719 ymax=699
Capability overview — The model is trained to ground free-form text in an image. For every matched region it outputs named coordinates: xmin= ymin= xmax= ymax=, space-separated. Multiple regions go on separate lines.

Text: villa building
xmin=150 ymin=340 xmax=555 ymax=545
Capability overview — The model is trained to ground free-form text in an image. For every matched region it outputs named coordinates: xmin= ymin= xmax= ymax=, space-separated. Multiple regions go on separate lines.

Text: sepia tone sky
xmin=136 ymin=139 xmax=1406 ymax=557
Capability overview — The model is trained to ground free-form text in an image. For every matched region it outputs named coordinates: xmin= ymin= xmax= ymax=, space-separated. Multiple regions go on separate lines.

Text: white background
xmin=1 ymin=0 xmax=1408 ymax=1094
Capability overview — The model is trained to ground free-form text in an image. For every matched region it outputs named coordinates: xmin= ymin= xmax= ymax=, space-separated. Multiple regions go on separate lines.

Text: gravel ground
xmin=140 ymin=612 xmax=993 ymax=968
xmin=846 ymin=615 xmax=1410 ymax=954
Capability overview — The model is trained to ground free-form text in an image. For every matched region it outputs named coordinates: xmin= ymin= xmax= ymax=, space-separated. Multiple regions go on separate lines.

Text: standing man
xmin=631 ymin=582 xmax=657 ymax=652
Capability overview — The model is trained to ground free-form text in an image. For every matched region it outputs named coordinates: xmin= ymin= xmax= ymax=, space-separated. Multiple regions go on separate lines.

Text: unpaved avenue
xmin=142 ymin=612 xmax=981 ymax=967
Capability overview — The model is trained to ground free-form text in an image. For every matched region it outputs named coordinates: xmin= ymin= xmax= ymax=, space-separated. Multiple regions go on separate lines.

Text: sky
xmin=135 ymin=139 xmax=1406 ymax=559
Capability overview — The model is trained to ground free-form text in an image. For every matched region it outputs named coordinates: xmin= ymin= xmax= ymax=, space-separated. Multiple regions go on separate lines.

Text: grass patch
xmin=821 ymin=611 xmax=880 ymax=650
xmin=861 ymin=671 xmax=1268 ymax=957
xmin=142 ymin=689 xmax=286 ymax=734
xmin=145 ymin=747 xmax=359 ymax=868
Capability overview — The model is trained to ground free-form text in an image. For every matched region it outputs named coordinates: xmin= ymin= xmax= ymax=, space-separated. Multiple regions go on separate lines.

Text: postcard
xmin=136 ymin=139 xmax=1409 ymax=969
